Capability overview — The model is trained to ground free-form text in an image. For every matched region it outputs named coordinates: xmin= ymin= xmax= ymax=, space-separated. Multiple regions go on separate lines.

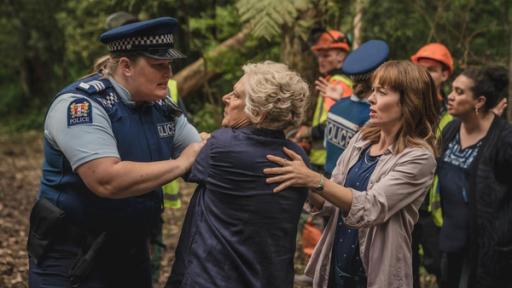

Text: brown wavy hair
xmin=360 ymin=60 xmax=440 ymax=155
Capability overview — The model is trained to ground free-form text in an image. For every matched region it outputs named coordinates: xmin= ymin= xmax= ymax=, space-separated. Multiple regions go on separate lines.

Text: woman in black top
xmin=438 ymin=66 xmax=512 ymax=288
xmin=166 ymin=61 xmax=310 ymax=288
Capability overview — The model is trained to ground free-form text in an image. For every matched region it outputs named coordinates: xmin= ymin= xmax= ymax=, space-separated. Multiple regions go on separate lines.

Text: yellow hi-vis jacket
xmin=162 ymin=79 xmax=181 ymax=209
xmin=310 ymin=74 xmax=353 ymax=166
xmin=428 ymin=111 xmax=454 ymax=227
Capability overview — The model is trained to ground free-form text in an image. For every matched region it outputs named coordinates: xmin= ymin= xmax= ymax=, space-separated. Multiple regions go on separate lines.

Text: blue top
xmin=341 ymin=40 xmax=389 ymax=75
xmin=325 ymin=96 xmax=370 ymax=175
xmin=167 ymin=127 xmax=309 ymax=288
xmin=330 ymin=147 xmax=379 ymax=286
xmin=438 ymin=133 xmax=481 ymax=252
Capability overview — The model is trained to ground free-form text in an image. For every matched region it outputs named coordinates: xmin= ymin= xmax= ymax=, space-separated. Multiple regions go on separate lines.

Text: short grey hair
xmin=242 ymin=61 xmax=309 ymax=130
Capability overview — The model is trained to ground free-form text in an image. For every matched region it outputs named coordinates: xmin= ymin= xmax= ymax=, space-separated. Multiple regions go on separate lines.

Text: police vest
xmin=310 ymin=74 xmax=353 ymax=166
xmin=39 ymin=73 xmax=178 ymax=235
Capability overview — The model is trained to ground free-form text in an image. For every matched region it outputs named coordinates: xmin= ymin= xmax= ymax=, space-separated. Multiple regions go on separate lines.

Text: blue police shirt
xmin=325 ymin=96 xmax=370 ymax=176
xmin=167 ymin=127 xmax=308 ymax=288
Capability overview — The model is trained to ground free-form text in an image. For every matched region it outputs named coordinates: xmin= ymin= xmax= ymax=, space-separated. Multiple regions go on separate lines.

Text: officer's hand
xmin=178 ymin=142 xmax=204 ymax=170
xmin=199 ymin=132 xmax=211 ymax=141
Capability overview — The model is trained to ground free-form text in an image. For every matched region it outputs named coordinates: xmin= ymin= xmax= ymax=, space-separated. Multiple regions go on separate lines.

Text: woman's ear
xmin=475 ymin=95 xmax=487 ymax=110
xmin=118 ymin=57 xmax=133 ymax=77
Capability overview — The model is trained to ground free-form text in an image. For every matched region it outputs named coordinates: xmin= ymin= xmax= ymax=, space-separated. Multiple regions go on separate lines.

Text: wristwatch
xmin=312 ymin=175 xmax=324 ymax=193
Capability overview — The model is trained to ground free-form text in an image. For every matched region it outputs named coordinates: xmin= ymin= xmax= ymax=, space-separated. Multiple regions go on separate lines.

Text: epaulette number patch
xmin=68 ymin=98 xmax=93 ymax=126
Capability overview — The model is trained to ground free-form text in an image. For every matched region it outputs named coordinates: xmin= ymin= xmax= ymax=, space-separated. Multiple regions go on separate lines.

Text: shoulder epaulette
xmin=77 ymin=79 xmax=111 ymax=94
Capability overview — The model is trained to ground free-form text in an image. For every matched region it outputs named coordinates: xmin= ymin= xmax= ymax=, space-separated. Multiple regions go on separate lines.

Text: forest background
xmin=0 ymin=1 xmax=511 ymax=287
xmin=1 ymin=0 xmax=511 ymax=133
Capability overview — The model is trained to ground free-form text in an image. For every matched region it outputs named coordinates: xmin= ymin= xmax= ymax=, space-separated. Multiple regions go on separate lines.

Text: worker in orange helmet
xmin=295 ymin=29 xmax=353 ymax=173
xmin=410 ymin=42 xmax=454 ymax=288
xmin=292 ymin=29 xmax=353 ymax=286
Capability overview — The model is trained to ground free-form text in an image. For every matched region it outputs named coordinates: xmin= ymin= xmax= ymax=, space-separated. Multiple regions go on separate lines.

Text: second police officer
xmin=27 ymin=17 xmax=203 ymax=287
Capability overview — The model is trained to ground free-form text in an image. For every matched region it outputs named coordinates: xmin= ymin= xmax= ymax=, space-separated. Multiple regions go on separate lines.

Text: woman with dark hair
xmin=264 ymin=61 xmax=439 ymax=288
xmin=437 ymin=66 xmax=512 ymax=288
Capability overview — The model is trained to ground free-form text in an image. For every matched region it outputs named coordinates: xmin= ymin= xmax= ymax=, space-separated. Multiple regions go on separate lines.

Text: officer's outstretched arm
xmin=76 ymin=142 xmax=203 ymax=199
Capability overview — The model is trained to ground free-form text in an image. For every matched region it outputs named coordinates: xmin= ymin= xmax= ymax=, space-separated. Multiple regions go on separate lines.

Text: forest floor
xmin=0 ymin=132 xmax=436 ymax=288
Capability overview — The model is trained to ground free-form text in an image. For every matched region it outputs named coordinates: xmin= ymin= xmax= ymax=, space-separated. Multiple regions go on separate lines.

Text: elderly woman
xmin=264 ymin=61 xmax=439 ymax=288
xmin=165 ymin=61 xmax=310 ymax=288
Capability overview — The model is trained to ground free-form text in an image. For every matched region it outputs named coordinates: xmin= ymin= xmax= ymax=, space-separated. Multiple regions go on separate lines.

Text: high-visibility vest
xmin=310 ymin=74 xmax=353 ymax=166
xmin=428 ymin=111 xmax=454 ymax=227
xmin=162 ymin=79 xmax=181 ymax=209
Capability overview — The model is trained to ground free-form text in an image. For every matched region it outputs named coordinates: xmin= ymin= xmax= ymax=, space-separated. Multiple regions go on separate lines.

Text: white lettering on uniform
xmin=157 ymin=122 xmax=175 ymax=138
xmin=326 ymin=112 xmax=359 ymax=150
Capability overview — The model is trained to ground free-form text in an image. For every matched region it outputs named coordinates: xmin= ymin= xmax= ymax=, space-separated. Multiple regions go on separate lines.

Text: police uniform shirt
xmin=324 ymin=95 xmax=370 ymax=175
xmin=44 ymin=77 xmax=200 ymax=170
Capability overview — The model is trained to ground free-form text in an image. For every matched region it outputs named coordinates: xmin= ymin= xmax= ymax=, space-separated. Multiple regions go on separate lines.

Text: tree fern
xmin=236 ymin=0 xmax=309 ymax=39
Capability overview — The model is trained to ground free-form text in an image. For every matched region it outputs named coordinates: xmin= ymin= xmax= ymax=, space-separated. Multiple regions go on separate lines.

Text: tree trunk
xmin=173 ymin=26 xmax=252 ymax=98
xmin=352 ymin=0 xmax=364 ymax=49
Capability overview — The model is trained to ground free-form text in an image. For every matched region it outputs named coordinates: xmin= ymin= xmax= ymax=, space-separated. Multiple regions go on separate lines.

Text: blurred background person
xmin=295 ymin=28 xmax=353 ymax=173
xmin=324 ymin=39 xmax=389 ymax=178
xmin=410 ymin=42 xmax=454 ymax=287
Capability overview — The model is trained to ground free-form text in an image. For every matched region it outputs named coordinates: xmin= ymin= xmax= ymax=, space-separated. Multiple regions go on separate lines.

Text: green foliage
xmin=0 ymin=109 xmax=46 ymax=134
xmin=361 ymin=0 xmax=510 ymax=69
xmin=190 ymin=103 xmax=223 ymax=133
xmin=0 ymin=0 xmax=510 ymax=132
xmin=236 ymin=0 xmax=304 ymax=39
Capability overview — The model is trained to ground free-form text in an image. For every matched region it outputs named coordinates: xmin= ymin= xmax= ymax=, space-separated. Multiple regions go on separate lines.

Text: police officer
xmin=324 ymin=40 xmax=389 ymax=177
xmin=27 ymin=17 xmax=203 ymax=287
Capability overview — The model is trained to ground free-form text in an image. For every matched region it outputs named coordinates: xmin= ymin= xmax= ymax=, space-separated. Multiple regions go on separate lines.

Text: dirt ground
xmin=0 ymin=132 xmax=436 ymax=288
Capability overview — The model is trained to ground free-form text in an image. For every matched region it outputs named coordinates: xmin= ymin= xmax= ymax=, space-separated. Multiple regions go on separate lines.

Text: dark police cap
xmin=100 ymin=17 xmax=185 ymax=60
xmin=342 ymin=40 xmax=389 ymax=75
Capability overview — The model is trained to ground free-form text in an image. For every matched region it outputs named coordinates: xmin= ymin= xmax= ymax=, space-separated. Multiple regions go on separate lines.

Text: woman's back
xmin=167 ymin=127 xmax=308 ymax=288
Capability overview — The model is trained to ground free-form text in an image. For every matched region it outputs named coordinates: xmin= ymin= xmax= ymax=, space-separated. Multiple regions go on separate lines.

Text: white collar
xmin=350 ymin=94 xmax=369 ymax=103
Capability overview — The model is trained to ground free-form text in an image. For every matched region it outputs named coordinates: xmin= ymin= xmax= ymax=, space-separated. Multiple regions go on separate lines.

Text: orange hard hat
xmin=311 ymin=30 xmax=350 ymax=52
xmin=411 ymin=43 xmax=454 ymax=75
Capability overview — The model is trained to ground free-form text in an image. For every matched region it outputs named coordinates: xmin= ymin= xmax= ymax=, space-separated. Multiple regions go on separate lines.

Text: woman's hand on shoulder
xmin=264 ymin=147 xmax=319 ymax=192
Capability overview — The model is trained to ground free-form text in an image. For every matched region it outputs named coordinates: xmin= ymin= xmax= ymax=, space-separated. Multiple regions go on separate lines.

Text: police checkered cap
xmin=108 ymin=34 xmax=173 ymax=52
xmin=100 ymin=17 xmax=185 ymax=60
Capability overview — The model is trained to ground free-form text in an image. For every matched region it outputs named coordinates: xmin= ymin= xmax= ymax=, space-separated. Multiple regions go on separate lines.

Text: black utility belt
xmin=27 ymin=197 xmax=66 ymax=264
xmin=27 ymin=198 xmax=107 ymax=285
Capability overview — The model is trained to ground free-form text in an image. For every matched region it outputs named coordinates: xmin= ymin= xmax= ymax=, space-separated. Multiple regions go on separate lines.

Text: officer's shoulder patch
xmin=77 ymin=80 xmax=108 ymax=94
xmin=68 ymin=98 xmax=93 ymax=127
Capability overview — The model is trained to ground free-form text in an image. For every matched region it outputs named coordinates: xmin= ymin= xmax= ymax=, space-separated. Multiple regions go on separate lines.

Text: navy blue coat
xmin=166 ymin=127 xmax=308 ymax=288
